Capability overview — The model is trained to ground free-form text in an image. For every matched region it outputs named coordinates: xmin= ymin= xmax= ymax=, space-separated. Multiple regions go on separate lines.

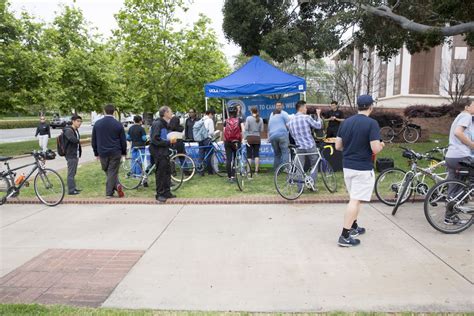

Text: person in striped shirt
xmin=287 ymin=100 xmax=322 ymax=184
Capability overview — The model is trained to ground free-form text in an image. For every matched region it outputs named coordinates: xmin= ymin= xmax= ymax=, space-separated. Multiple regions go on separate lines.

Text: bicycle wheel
xmin=170 ymin=158 xmax=184 ymax=191
xmin=211 ymin=149 xmax=227 ymax=177
xmin=119 ymin=158 xmax=143 ymax=190
xmin=380 ymin=126 xmax=395 ymax=143
xmin=234 ymin=154 xmax=252 ymax=191
xmin=424 ymin=179 xmax=473 ymax=234
xmin=403 ymin=127 xmax=419 ymax=143
xmin=274 ymin=162 xmax=305 ymax=200
xmin=171 ymin=154 xmax=195 ymax=182
xmin=34 ymin=168 xmax=65 ymax=206
xmin=375 ymin=167 xmax=412 ymax=206
xmin=319 ymin=158 xmax=337 ymax=193
xmin=391 ymin=171 xmax=414 ymax=215
xmin=0 ymin=175 xmax=12 ymax=205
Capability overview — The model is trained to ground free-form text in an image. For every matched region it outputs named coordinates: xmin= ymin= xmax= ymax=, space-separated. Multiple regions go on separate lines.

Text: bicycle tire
xmin=0 ymin=175 xmax=12 ymax=205
xmin=170 ymin=153 xmax=195 ymax=182
xmin=274 ymin=162 xmax=305 ymax=200
xmin=234 ymin=154 xmax=252 ymax=191
xmin=170 ymin=158 xmax=184 ymax=191
xmin=380 ymin=126 xmax=395 ymax=143
xmin=403 ymin=127 xmax=419 ymax=143
xmin=392 ymin=171 xmax=414 ymax=215
xmin=424 ymin=179 xmax=473 ymax=234
xmin=319 ymin=159 xmax=337 ymax=193
xmin=211 ymin=150 xmax=227 ymax=177
xmin=34 ymin=168 xmax=65 ymax=206
xmin=119 ymin=158 xmax=143 ymax=190
xmin=375 ymin=167 xmax=412 ymax=206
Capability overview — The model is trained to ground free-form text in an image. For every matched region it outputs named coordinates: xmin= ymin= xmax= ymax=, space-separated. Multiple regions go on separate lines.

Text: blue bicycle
xmin=118 ymin=147 xmax=184 ymax=191
xmin=182 ymin=136 xmax=227 ymax=179
xmin=230 ymin=141 xmax=253 ymax=191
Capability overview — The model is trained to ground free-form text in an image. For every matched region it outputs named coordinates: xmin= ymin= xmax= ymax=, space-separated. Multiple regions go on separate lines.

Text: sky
xmin=9 ymin=0 xmax=241 ymax=65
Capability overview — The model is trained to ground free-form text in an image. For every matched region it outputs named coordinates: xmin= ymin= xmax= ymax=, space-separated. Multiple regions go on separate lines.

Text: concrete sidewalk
xmin=0 ymin=202 xmax=472 ymax=311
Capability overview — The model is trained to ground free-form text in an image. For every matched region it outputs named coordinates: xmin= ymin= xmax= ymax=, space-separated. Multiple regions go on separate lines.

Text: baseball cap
xmin=357 ymin=95 xmax=374 ymax=108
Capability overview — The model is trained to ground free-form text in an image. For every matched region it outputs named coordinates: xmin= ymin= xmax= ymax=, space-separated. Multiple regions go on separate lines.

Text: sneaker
xmin=106 ymin=195 xmax=114 ymax=199
xmin=116 ymin=184 xmax=125 ymax=198
xmin=156 ymin=195 xmax=167 ymax=203
xmin=443 ymin=215 xmax=469 ymax=225
xmin=164 ymin=193 xmax=177 ymax=199
xmin=338 ymin=235 xmax=361 ymax=247
xmin=349 ymin=226 xmax=366 ymax=237
xmin=143 ymin=181 xmax=149 ymax=188
xmin=228 ymin=178 xmax=235 ymax=183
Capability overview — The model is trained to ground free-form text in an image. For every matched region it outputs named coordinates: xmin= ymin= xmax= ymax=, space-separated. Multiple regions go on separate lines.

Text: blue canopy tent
xmin=204 ymin=56 xmax=307 ymax=117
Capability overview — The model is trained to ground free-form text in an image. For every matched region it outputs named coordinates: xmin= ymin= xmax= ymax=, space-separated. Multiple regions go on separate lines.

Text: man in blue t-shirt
xmin=335 ymin=95 xmax=385 ymax=247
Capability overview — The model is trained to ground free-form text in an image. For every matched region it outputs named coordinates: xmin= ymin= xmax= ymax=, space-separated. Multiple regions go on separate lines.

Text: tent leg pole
xmin=205 ymin=98 xmax=208 ymax=111
xmin=303 ymin=92 xmax=307 ymax=101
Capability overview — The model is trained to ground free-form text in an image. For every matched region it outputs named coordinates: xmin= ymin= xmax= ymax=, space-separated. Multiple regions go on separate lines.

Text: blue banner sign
xmin=225 ymin=94 xmax=301 ymax=119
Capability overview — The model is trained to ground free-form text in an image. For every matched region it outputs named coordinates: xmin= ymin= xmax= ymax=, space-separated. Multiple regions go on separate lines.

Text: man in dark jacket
xmin=64 ymin=115 xmax=83 ymax=195
xmin=35 ymin=116 xmax=51 ymax=152
xmin=184 ymin=108 xmax=198 ymax=141
xmin=92 ymin=104 xmax=127 ymax=198
xmin=150 ymin=106 xmax=177 ymax=203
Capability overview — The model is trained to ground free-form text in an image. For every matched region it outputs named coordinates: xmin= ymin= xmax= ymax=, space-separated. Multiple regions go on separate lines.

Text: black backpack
xmin=56 ymin=127 xmax=68 ymax=157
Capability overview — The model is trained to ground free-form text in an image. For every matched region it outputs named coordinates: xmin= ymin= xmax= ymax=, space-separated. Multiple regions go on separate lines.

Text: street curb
xmin=5 ymin=196 xmax=425 ymax=205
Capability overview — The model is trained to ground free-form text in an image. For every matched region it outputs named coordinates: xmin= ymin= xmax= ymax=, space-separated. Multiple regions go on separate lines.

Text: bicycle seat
xmin=0 ymin=156 xmax=12 ymax=162
xmin=288 ymin=144 xmax=298 ymax=149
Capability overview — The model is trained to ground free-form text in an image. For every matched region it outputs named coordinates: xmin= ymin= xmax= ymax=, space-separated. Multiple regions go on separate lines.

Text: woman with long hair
xmin=245 ymin=107 xmax=264 ymax=174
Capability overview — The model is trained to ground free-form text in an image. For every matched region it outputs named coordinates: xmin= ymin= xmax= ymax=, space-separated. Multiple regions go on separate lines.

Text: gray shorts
xmin=343 ymin=168 xmax=375 ymax=201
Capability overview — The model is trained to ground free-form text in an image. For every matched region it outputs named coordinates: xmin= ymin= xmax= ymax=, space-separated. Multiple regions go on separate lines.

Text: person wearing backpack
xmin=223 ymin=105 xmax=244 ymax=182
xmin=63 ymin=115 xmax=83 ymax=195
xmin=193 ymin=110 xmax=215 ymax=176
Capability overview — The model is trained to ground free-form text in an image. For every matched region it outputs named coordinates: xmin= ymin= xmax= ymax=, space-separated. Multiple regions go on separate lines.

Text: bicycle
xmin=380 ymin=119 xmax=420 ymax=143
xmin=274 ymin=144 xmax=337 ymax=200
xmin=423 ymin=159 xmax=473 ymax=234
xmin=230 ymin=140 xmax=252 ymax=191
xmin=0 ymin=151 xmax=65 ymax=206
xmin=382 ymin=147 xmax=447 ymax=215
xmin=118 ymin=147 xmax=184 ymax=191
xmin=182 ymin=136 xmax=227 ymax=179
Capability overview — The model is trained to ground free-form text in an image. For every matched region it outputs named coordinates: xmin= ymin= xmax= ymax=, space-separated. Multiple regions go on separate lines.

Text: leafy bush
xmin=0 ymin=120 xmax=39 ymax=129
xmin=369 ymin=111 xmax=403 ymax=127
xmin=404 ymin=104 xmax=460 ymax=118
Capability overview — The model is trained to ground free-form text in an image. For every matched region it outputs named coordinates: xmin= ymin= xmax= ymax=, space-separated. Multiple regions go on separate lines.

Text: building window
xmin=454 ymin=47 xmax=467 ymax=59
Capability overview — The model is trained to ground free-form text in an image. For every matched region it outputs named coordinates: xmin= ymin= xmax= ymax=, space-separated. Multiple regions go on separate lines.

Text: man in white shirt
xmin=199 ymin=110 xmax=215 ymax=176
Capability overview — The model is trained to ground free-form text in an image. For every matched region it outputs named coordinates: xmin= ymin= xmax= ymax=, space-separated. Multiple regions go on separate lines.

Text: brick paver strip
xmin=0 ymin=248 xmax=144 ymax=307
xmin=6 ymin=195 xmax=424 ymax=205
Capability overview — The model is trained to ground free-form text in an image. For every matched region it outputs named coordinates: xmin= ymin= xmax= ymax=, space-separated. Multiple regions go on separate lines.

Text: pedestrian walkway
xmin=0 ymin=202 xmax=472 ymax=311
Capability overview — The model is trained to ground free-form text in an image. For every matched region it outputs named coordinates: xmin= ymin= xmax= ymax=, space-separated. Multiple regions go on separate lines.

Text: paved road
xmin=0 ymin=202 xmax=472 ymax=311
xmin=0 ymin=125 xmax=94 ymax=143
xmin=4 ymin=145 xmax=97 ymax=171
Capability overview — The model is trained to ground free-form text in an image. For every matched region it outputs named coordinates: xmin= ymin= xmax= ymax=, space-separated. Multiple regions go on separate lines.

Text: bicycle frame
xmin=1 ymin=159 xmax=43 ymax=193
xmin=184 ymin=139 xmax=224 ymax=167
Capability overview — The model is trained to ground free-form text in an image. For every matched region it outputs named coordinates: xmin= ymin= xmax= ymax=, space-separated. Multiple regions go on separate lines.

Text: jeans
xmin=66 ymin=157 xmax=78 ymax=193
xmin=270 ymin=135 xmax=289 ymax=170
xmin=199 ymin=138 xmax=213 ymax=174
xmin=297 ymin=146 xmax=319 ymax=181
xmin=99 ymin=154 xmax=122 ymax=197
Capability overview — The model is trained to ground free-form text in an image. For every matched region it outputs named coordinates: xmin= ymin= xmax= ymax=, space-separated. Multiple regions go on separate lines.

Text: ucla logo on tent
xmin=227 ymin=99 xmax=246 ymax=114
xmin=298 ymin=85 xmax=304 ymax=91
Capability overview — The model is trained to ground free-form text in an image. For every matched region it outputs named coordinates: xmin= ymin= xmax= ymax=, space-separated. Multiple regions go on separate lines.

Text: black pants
xmin=224 ymin=141 xmax=240 ymax=178
xmin=66 ymin=157 xmax=78 ymax=194
xmin=149 ymin=145 xmax=171 ymax=197
xmin=100 ymin=154 xmax=122 ymax=197
xmin=199 ymin=138 xmax=214 ymax=174
xmin=326 ymin=127 xmax=339 ymax=138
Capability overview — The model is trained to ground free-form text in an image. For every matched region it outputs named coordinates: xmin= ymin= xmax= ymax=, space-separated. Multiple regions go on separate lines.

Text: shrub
xmin=369 ymin=110 xmax=403 ymax=127
xmin=0 ymin=120 xmax=39 ymax=129
xmin=404 ymin=104 xmax=460 ymax=118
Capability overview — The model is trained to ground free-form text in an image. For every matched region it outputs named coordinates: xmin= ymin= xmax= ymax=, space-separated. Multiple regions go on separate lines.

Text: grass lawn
xmin=0 ymin=304 xmax=462 ymax=316
xmin=16 ymin=134 xmax=448 ymax=200
xmin=0 ymin=135 xmax=92 ymax=157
